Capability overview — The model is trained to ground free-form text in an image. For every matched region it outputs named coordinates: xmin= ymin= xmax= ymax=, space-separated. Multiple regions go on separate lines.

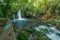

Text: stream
xmin=12 ymin=10 xmax=60 ymax=40
xmin=35 ymin=25 xmax=60 ymax=40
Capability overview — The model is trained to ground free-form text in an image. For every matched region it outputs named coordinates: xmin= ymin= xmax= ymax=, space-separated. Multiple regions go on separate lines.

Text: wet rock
xmin=28 ymin=34 xmax=34 ymax=40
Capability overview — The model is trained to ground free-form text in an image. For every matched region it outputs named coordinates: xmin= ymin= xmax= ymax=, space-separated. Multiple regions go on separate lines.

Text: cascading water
xmin=12 ymin=10 xmax=27 ymax=21
xmin=17 ymin=10 xmax=22 ymax=19
xmin=17 ymin=10 xmax=27 ymax=20
xmin=35 ymin=25 xmax=60 ymax=40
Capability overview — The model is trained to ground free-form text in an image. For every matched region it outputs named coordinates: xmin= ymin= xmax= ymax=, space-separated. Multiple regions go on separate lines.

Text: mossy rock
xmin=40 ymin=28 xmax=49 ymax=33
xmin=55 ymin=23 xmax=60 ymax=30
xmin=56 ymin=33 xmax=60 ymax=36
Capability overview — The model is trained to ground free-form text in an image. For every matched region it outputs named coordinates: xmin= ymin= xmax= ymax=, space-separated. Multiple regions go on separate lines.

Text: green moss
xmin=18 ymin=29 xmax=29 ymax=40
xmin=17 ymin=28 xmax=51 ymax=40
xmin=56 ymin=23 xmax=60 ymax=30
xmin=36 ymin=32 xmax=51 ymax=40
xmin=36 ymin=32 xmax=45 ymax=40
xmin=40 ymin=28 xmax=49 ymax=33
xmin=56 ymin=33 xmax=60 ymax=36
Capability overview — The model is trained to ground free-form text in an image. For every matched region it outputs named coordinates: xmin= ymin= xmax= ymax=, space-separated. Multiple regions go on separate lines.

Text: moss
xmin=40 ymin=28 xmax=49 ymax=33
xmin=17 ymin=29 xmax=29 ymax=40
xmin=35 ymin=32 xmax=51 ymax=40
xmin=36 ymin=32 xmax=45 ymax=40
xmin=56 ymin=23 xmax=60 ymax=30
xmin=17 ymin=28 xmax=51 ymax=40
xmin=56 ymin=33 xmax=60 ymax=36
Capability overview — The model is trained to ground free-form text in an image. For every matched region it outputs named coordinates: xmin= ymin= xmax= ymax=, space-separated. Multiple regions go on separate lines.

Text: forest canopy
xmin=0 ymin=0 xmax=60 ymax=21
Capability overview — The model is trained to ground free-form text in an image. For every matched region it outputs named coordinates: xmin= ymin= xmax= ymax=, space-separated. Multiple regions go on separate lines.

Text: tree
xmin=0 ymin=0 xmax=20 ymax=18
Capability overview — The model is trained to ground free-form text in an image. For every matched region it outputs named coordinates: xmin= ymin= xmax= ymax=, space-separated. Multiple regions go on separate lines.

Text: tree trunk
xmin=4 ymin=0 xmax=9 ymax=18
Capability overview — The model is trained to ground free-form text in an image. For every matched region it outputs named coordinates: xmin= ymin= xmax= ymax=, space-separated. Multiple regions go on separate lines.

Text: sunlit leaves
xmin=9 ymin=3 xmax=19 ymax=12
xmin=0 ymin=0 xmax=60 ymax=19
xmin=54 ymin=17 xmax=60 ymax=22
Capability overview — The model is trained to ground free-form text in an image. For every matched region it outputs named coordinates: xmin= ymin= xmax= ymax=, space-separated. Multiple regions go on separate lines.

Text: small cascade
xmin=17 ymin=10 xmax=22 ymax=19
xmin=17 ymin=10 xmax=27 ymax=20
xmin=35 ymin=25 xmax=60 ymax=40
xmin=12 ymin=10 xmax=27 ymax=21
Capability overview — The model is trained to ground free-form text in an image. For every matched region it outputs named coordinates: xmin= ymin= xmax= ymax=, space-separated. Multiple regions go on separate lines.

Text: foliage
xmin=0 ymin=0 xmax=60 ymax=19
xmin=0 ymin=0 xmax=20 ymax=18
xmin=17 ymin=28 xmax=50 ymax=40
xmin=0 ymin=0 xmax=60 ymax=29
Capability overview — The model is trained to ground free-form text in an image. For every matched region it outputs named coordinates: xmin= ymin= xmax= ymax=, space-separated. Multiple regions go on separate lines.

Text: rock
xmin=28 ymin=34 xmax=34 ymax=40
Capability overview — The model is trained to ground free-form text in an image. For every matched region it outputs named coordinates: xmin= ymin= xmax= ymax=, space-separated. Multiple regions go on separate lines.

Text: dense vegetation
xmin=0 ymin=0 xmax=60 ymax=29
xmin=17 ymin=28 xmax=51 ymax=40
xmin=0 ymin=0 xmax=60 ymax=40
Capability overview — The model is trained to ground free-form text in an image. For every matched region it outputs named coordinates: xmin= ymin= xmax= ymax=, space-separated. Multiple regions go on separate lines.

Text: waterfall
xmin=17 ymin=10 xmax=28 ymax=20
xmin=17 ymin=10 xmax=22 ymax=19
xmin=12 ymin=9 xmax=27 ymax=21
